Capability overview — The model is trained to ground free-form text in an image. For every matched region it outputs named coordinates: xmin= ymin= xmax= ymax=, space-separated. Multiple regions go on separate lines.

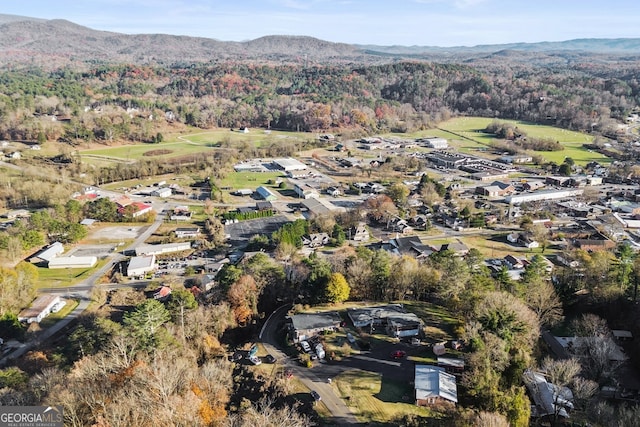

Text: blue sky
xmin=4 ymin=0 xmax=640 ymax=46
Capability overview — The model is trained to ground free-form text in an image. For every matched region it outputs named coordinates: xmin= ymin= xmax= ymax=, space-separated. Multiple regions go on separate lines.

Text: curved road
xmin=260 ymin=305 xmax=361 ymax=426
xmin=0 ymin=202 xmax=168 ymax=366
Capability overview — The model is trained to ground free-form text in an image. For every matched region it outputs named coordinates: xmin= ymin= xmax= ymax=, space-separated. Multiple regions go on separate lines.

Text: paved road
xmin=0 ymin=204 xmax=168 ymax=367
xmin=260 ymin=305 xmax=362 ymax=426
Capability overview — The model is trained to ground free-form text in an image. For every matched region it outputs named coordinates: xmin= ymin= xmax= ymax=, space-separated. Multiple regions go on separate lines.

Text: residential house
xmin=414 ymin=365 xmax=458 ymax=407
xmin=504 ymin=254 xmax=524 ymax=270
xmin=18 ymin=295 xmax=66 ymax=323
xmin=388 ymin=217 xmax=414 ymax=234
xmin=153 ymin=286 xmax=172 ymax=300
xmin=347 ymin=305 xmax=422 ymax=337
xmin=325 ymin=186 xmax=341 ymax=197
xmin=385 ymin=236 xmax=435 ymax=258
xmin=302 ymin=233 xmax=330 ymax=248
xmin=439 ymin=241 xmax=470 ymax=257
xmin=437 ymin=357 xmax=465 ymax=374
xmin=289 ymin=312 xmax=342 ymax=343
xmin=523 ymin=369 xmax=574 ymax=419
xmin=170 ymin=206 xmax=192 ymax=221
xmin=255 ymin=201 xmax=274 ymax=212
xmin=507 ymin=232 xmax=520 ymax=244
xmin=351 ymin=223 xmax=370 ymax=242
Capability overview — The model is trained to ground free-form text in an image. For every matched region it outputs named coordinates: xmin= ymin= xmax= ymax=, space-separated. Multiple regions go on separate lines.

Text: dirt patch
xmin=143 ymin=149 xmax=173 ymax=156
xmin=90 ymin=226 xmax=146 ymax=241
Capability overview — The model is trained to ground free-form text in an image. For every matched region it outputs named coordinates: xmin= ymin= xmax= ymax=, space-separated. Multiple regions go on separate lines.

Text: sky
xmin=3 ymin=0 xmax=640 ymax=47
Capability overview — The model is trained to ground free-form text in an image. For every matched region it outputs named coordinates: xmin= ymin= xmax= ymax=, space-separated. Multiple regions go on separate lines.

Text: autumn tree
xmin=325 ymin=272 xmax=350 ymax=304
xmin=227 ymin=275 xmax=258 ymax=325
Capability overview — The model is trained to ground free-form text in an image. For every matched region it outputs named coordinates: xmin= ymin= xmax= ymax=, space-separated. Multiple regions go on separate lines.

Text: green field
xmin=36 ymin=258 xmax=108 ymax=288
xmin=435 ymin=116 xmax=610 ymax=165
xmin=218 ymin=171 xmax=284 ymax=191
xmin=78 ymin=128 xmax=314 ymax=163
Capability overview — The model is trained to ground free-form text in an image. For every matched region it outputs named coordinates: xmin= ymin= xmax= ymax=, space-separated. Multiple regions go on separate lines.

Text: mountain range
xmin=2 ymin=13 xmax=640 ymax=68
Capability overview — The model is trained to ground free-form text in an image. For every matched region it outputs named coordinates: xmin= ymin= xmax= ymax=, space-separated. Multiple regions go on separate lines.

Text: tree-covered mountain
xmin=1 ymin=14 xmax=640 ymax=69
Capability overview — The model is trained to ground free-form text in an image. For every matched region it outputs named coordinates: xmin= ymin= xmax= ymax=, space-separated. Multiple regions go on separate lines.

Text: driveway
xmin=260 ymin=305 xmax=362 ymax=426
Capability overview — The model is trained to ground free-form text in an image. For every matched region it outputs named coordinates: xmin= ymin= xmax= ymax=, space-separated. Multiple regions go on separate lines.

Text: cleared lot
xmin=90 ymin=225 xmax=145 ymax=241
xmin=225 ymin=215 xmax=290 ymax=245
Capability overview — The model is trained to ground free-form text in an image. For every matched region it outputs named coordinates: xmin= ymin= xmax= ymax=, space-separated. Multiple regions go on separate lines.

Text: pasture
xmin=77 ymin=128 xmax=314 ymax=163
xmin=436 ymin=117 xmax=610 ymax=165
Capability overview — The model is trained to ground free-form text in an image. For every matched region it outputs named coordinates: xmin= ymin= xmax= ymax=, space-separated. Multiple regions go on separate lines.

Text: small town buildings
xmin=175 ymin=227 xmax=200 ymax=239
xmin=418 ymin=137 xmax=449 ymax=149
xmin=272 ymin=158 xmax=308 ymax=172
xmin=256 ymin=186 xmax=278 ymax=201
xmin=151 ymin=187 xmax=171 ymax=198
xmin=18 ymin=295 xmax=66 ymax=323
xmin=29 ymin=241 xmax=64 ymax=264
xmin=574 ymin=239 xmax=615 ymax=252
xmin=234 ymin=189 xmax=254 ymax=196
xmin=300 ymin=198 xmax=333 ymax=217
xmin=170 ymin=206 xmax=192 ymax=221
xmin=325 ymin=186 xmax=341 ymax=197
xmin=385 ymin=236 xmax=435 ymax=258
xmin=522 ymin=180 xmax=546 ymax=191
xmin=135 ymin=242 xmax=192 ymax=256
xmin=127 ymin=255 xmax=156 ymax=277
xmin=115 ymin=196 xmax=153 ymax=218
xmin=475 ymin=181 xmax=515 ymax=197
xmin=523 ymin=369 xmax=574 ymax=418
xmin=505 ymin=188 xmax=583 ymax=204
xmin=347 ymin=304 xmax=422 ymax=337
xmin=293 ymin=182 xmax=319 ymax=199
xmin=48 ymin=256 xmax=98 ymax=269
xmin=414 ymin=365 xmax=458 ymax=406
xmin=289 ymin=312 xmax=342 ymax=343
xmin=2 ymin=209 xmax=30 ymax=219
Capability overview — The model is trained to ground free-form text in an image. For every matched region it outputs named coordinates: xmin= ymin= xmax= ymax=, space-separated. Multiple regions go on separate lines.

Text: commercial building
xmin=29 ymin=241 xmax=64 ymax=264
xmin=505 ymin=188 xmax=584 ymax=204
xmin=418 ymin=137 xmax=448 ymax=149
xmin=127 ymin=254 xmax=156 ymax=277
xmin=48 ymin=256 xmax=97 ymax=269
xmin=293 ymin=182 xmax=319 ymax=199
xmin=135 ymin=242 xmax=192 ymax=256
xmin=256 ymin=186 xmax=277 ymax=201
xmin=272 ymin=158 xmax=308 ymax=172
xmin=289 ymin=312 xmax=342 ymax=343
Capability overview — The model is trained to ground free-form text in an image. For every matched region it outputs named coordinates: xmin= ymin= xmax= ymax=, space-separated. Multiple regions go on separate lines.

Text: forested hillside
xmin=0 ymin=59 xmax=638 ymax=146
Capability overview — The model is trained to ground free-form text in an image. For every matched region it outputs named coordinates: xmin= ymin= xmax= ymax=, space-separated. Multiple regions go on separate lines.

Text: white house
xmin=135 ymin=242 xmax=191 ymax=256
xmin=151 ymin=187 xmax=172 ymax=198
xmin=175 ymin=227 xmax=200 ymax=239
xmin=30 ymin=242 xmax=64 ymax=264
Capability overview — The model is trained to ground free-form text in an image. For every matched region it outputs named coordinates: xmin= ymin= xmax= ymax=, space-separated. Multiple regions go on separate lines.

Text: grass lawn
xmin=36 ymin=258 xmax=109 ymax=288
xmin=401 ymin=301 xmax=461 ymax=344
xmin=333 ymin=369 xmax=437 ymax=425
xmin=436 ymin=116 xmax=610 ymax=165
xmin=39 ymin=299 xmax=79 ymax=329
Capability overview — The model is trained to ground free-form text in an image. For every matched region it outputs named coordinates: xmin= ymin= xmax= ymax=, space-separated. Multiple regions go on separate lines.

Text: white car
xmin=300 ymin=340 xmax=312 ymax=353
xmin=249 ymin=355 xmax=262 ymax=365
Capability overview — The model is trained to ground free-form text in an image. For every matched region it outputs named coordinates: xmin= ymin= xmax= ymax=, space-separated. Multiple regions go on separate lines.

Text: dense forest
xmin=0 ymin=59 xmax=638 ymax=144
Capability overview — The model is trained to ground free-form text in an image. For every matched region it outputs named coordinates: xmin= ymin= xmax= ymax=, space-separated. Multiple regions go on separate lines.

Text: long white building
xmin=505 ymin=189 xmax=583 ymax=205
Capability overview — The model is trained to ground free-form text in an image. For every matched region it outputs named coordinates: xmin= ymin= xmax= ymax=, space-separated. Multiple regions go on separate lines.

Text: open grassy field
xmin=36 ymin=258 xmax=109 ymax=288
xmin=218 ymin=171 xmax=285 ymax=191
xmin=77 ymin=128 xmax=314 ymax=164
xmin=333 ymin=369 xmax=436 ymax=425
xmin=436 ymin=116 xmax=610 ymax=165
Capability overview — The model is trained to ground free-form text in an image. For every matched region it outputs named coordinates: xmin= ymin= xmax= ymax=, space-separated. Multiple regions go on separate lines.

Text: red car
xmin=390 ymin=350 xmax=406 ymax=359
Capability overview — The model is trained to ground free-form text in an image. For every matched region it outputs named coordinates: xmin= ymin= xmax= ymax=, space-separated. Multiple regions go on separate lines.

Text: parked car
xmin=390 ymin=350 xmax=406 ymax=359
xmin=249 ymin=355 xmax=262 ymax=365
xmin=310 ymin=390 xmax=321 ymax=402
xmin=300 ymin=340 xmax=312 ymax=353
xmin=265 ymin=354 xmax=276 ymax=363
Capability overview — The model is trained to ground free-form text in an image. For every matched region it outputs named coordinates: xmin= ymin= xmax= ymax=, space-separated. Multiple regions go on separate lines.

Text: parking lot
xmin=225 ymin=215 xmax=290 ymax=246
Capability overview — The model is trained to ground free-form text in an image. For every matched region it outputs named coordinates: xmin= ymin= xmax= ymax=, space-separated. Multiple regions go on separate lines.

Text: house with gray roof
xmin=414 ymin=365 xmax=458 ymax=406
xmin=289 ymin=312 xmax=342 ymax=343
